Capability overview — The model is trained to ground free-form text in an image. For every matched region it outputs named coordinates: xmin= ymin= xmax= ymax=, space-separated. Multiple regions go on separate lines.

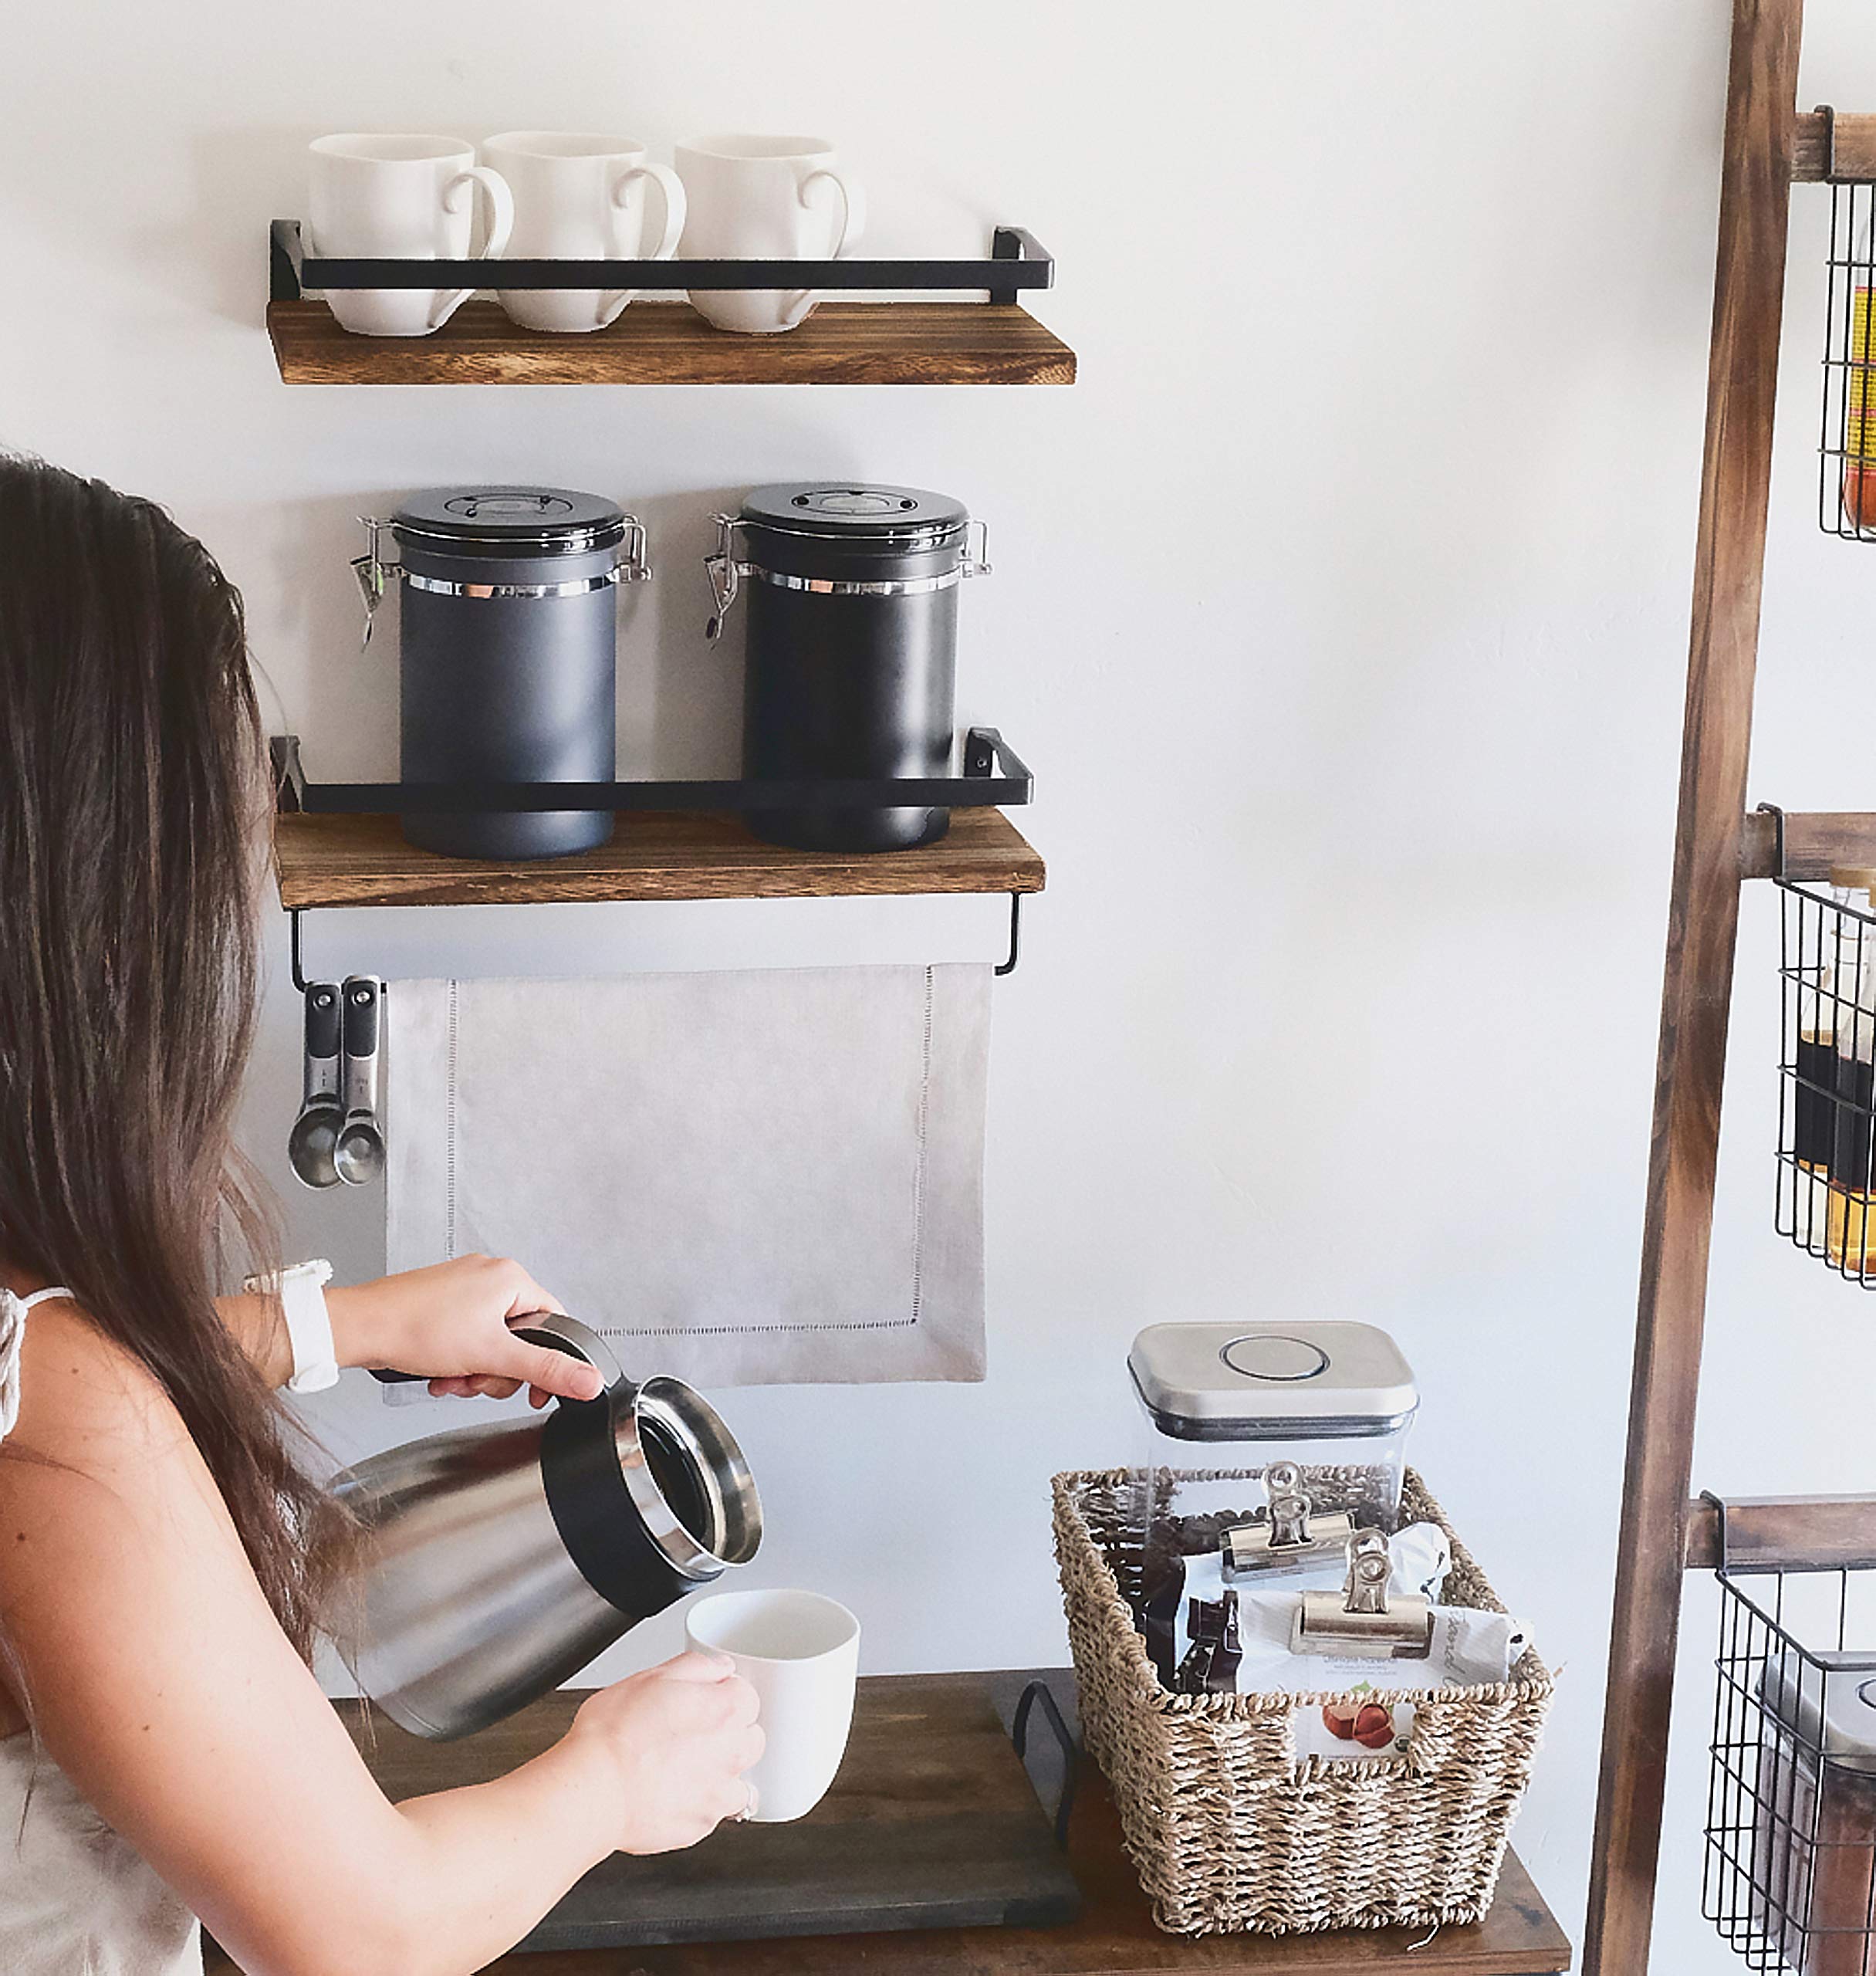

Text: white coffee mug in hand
xmin=308 ymin=134 xmax=514 ymax=337
xmin=482 ymin=132 xmax=686 ymax=333
xmin=686 ymin=1589 xmax=859 ymax=1822
xmin=674 ymin=134 xmax=865 ymax=334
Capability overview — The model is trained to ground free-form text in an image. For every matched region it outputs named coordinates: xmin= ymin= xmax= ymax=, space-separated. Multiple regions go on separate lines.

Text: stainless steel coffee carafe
xmin=330 ymin=1315 xmax=762 ymax=1740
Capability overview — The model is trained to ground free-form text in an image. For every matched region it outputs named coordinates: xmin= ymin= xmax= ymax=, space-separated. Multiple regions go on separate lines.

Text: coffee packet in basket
xmin=1169 ymin=1538 xmax=1528 ymax=1760
xmin=1242 ymin=1592 xmax=1528 ymax=1760
xmin=1154 ymin=1525 xmax=1452 ymax=1700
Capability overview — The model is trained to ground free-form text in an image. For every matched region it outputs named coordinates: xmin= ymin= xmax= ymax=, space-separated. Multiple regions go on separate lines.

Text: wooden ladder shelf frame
xmin=1586 ymin=4 xmax=1876 ymax=1972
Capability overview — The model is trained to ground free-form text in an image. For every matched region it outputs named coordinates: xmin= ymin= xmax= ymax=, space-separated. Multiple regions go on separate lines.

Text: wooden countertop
xmin=205 ymin=1671 xmax=1570 ymax=1975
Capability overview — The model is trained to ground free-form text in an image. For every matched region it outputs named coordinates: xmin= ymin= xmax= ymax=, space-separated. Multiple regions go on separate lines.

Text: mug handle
xmin=428 ymin=165 xmax=515 ymax=331
xmin=779 ymin=167 xmax=867 ymax=330
xmin=593 ymin=161 xmax=688 ymax=330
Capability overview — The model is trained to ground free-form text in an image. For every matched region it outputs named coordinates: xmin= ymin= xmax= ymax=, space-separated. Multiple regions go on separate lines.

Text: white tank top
xmin=0 ymin=1287 xmax=201 ymax=1975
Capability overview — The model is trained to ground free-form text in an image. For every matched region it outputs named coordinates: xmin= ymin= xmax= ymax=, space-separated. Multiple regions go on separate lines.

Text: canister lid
xmin=739 ymin=482 xmax=968 ymax=545
xmin=1127 ymin=1321 xmax=1418 ymax=1443
xmin=392 ymin=486 xmax=627 ymax=554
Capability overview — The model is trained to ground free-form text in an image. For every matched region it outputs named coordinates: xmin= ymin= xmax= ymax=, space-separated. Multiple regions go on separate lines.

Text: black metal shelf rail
xmin=269 ymin=219 xmax=1056 ymax=310
xmin=270 ymin=728 xmax=1033 ymax=817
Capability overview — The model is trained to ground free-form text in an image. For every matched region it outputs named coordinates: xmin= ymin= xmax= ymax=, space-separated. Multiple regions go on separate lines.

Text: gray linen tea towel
xmin=385 ymin=965 xmax=989 ymax=1385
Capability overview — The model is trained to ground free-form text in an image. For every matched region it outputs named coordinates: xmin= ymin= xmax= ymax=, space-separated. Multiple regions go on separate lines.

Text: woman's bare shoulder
xmin=5 ymin=1293 xmax=200 ymax=1480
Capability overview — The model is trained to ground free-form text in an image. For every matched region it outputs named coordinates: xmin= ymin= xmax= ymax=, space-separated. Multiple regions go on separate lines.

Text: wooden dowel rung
xmin=1793 ymin=110 xmax=1876 ymax=182
xmin=1684 ymin=1494 xmax=1876 ymax=1571
xmin=1740 ymin=809 xmax=1876 ymax=881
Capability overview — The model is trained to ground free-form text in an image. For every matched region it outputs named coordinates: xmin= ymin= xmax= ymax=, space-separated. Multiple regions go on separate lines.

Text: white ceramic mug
xmin=674 ymin=134 xmax=865 ymax=334
xmin=482 ymin=132 xmax=686 ymax=333
xmin=308 ymin=134 xmax=514 ymax=337
xmin=685 ymin=1589 xmax=860 ymax=1822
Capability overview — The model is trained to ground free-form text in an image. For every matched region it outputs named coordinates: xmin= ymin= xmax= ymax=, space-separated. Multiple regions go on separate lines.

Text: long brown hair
xmin=0 ymin=455 xmax=339 ymax=1657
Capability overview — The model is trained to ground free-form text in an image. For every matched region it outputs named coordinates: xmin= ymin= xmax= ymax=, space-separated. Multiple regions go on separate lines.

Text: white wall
xmin=8 ymin=0 xmax=1876 ymax=1963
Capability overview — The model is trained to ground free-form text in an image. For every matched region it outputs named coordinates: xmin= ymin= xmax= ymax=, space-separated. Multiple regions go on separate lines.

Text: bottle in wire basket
xmin=1794 ymin=885 xmax=1851 ymax=1250
xmin=1846 ymin=215 xmax=1876 ymax=532
xmin=1829 ymin=866 xmax=1876 ymax=1277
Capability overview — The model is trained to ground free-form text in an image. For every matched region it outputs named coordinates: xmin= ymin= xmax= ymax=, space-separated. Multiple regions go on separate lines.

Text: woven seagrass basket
xmin=1052 ymin=1466 xmax=1553 ymax=1937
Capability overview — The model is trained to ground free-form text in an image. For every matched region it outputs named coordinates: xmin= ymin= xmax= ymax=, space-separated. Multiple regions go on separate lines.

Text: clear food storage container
xmin=1126 ymin=1321 xmax=1419 ymax=1575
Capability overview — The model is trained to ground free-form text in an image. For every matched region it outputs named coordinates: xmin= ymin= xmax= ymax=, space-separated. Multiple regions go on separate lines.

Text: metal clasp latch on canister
xmin=703 ymin=513 xmax=993 ymax=645
xmin=350 ymin=516 xmax=399 ymax=650
xmin=703 ymin=512 xmax=745 ymax=644
xmin=352 ymin=513 xmax=653 ymax=652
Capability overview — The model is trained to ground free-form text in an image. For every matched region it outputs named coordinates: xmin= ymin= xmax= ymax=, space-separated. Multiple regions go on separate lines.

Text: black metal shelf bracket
xmin=1818 ymin=103 xmax=1844 ymax=183
xmin=995 ymin=893 xmax=1023 ymax=978
xmin=287 ymin=889 xmax=1025 ymax=988
xmin=269 ymin=219 xmax=1055 ymax=310
xmin=1756 ymin=801 xmax=1789 ymax=881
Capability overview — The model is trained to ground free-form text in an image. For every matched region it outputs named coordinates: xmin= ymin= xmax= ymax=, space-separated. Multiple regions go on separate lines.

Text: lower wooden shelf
xmin=267 ymin=299 xmax=1077 ymax=387
xmin=272 ymin=808 xmax=1046 ymax=911
xmin=206 ymin=1672 xmax=1570 ymax=1976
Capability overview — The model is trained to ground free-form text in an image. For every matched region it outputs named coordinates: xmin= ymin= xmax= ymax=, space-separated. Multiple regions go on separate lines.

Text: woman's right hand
xmin=568 ymin=1652 xmax=763 ymax=1856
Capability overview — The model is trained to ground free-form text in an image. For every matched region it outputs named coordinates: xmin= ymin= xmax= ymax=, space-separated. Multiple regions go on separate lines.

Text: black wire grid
xmin=1706 ymin=1559 xmax=1876 ymax=1974
xmin=1821 ymin=181 xmax=1876 ymax=543
xmin=1776 ymin=881 xmax=1876 ymax=1287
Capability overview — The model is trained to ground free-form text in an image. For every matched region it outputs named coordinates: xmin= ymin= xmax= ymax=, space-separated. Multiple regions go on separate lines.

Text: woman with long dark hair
xmin=0 ymin=455 xmax=762 ymax=1974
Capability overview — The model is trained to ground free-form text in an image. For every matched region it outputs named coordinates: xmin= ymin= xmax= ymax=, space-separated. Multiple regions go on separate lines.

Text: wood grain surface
xmin=1583 ymin=2 xmax=1804 ymax=1972
xmin=204 ymin=1671 xmax=1570 ymax=1976
xmin=1739 ymin=807 xmax=1876 ymax=880
xmin=1792 ymin=108 xmax=1876 ymax=181
xmin=272 ymin=808 xmax=1046 ymax=909
xmin=1684 ymin=1492 xmax=1876 ymax=1571
xmin=339 ymin=1677 xmax=1079 ymax=1952
xmin=267 ymin=300 xmax=1077 ymax=387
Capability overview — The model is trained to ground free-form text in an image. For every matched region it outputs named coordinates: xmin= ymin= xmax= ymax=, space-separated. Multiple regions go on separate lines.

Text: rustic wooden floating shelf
xmin=265 ymin=219 xmax=1074 ymax=385
xmin=272 ymin=807 xmax=1046 ymax=911
xmin=268 ymin=299 xmax=1076 ymax=387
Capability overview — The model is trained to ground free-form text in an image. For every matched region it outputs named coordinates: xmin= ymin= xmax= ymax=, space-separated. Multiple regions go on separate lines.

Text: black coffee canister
xmin=706 ymin=484 xmax=989 ymax=851
xmin=365 ymin=487 xmax=647 ymax=861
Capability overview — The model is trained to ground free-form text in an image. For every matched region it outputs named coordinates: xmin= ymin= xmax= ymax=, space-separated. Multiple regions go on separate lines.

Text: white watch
xmin=244 ymin=1260 xmax=339 ymax=1393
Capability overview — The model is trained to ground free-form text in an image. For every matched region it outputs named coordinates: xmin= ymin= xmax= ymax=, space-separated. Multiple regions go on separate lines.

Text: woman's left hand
xmin=326 ymin=1254 xmax=602 ymax=1408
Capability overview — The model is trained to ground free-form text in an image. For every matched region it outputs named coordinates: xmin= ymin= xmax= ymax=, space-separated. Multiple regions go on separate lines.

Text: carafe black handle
xmin=371 ymin=1311 xmax=624 ymax=1394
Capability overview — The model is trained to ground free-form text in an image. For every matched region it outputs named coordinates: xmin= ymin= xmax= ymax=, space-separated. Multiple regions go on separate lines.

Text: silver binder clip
xmin=1292 ymin=1528 xmax=1434 ymax=1660
xmin=1219 ymin=1460 xmax=1358 ymax=1580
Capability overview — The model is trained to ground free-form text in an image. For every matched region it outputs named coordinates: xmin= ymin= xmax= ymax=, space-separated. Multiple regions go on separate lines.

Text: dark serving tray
xmin=336 ymin=1672 xmax=1082 ymax=1953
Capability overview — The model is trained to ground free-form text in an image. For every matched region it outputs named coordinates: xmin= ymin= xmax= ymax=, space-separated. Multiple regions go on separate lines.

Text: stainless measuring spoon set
xmin=289 ymin=976 xmax=386 ymax=1189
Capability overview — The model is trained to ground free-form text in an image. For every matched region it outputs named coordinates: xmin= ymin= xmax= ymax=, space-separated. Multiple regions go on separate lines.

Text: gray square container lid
xmin=1128 ymin=1321 xmax=1418 ymax=1443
